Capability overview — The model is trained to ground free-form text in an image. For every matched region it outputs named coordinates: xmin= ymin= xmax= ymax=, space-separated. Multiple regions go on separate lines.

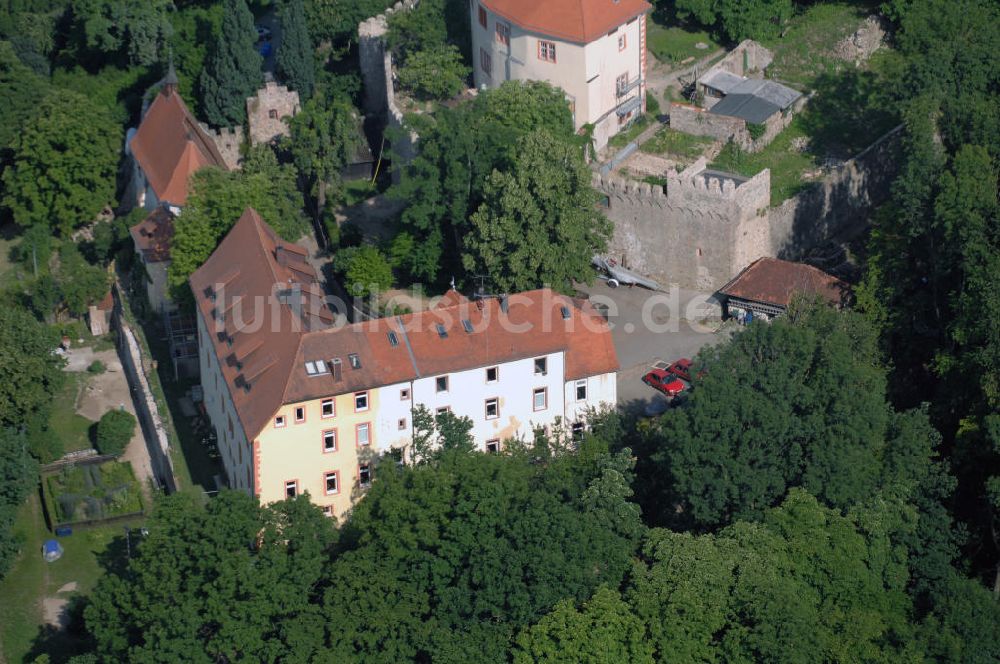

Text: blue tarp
xmin=43 ymin=539 xmax=63 ymax=562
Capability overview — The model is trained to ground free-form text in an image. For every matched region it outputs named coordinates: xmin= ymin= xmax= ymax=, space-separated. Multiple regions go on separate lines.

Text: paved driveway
xmin=578 ymin=281 xmax=735 ymax=414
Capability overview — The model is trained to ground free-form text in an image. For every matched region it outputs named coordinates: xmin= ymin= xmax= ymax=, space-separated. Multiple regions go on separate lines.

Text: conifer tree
xmin=199 ymin=0 xmax=262 ymax=126
xmin=276 ymin=0 xmax=314 ymax=100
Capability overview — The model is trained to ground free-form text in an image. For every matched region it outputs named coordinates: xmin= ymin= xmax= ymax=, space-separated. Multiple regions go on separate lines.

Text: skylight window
xmin=304 ymin=360 xmax=329 ymax=376
xmin=560 ymin=306 xmax=571 ymax=320
xmin=348 ymin=353 xmax=361 ymax=369
xmin=388 ymin=331 xmax=399 ymax=347
xmin=436 ymin=323 xmax=448 ymax=339
xmin=461 ymin=319 xmax=473 ymax=333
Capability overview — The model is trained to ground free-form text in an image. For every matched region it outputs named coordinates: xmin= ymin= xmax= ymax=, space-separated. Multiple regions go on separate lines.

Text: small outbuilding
xmin=718 ymin=257 xmax=848 ymax=321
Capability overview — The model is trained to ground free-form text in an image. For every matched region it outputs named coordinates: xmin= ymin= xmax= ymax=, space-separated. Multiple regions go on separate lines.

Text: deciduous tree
xmin=1 ymin=89 xmax=120 ymax=235
xmin=463 ymin=130 xmax=610 ymax=293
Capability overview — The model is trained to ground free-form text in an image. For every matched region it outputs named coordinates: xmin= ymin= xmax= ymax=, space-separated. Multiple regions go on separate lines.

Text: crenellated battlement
xmin=199 ymin=123 xmax=243 ymax=170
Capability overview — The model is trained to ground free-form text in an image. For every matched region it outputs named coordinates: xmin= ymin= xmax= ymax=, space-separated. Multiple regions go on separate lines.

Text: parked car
xmin=256 ymin=25 xmax=272 ymax=41
xmin=665 ymin=358 xmax=693 ymax=381
xmin=642 ymin=368 xmax=689 ymax=398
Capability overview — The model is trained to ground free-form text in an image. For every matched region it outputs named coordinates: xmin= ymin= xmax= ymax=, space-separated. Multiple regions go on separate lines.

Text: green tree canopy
xmin=513 ymin=586 xmax=653 ymax=664
xmin=397 ymin=44 xmax=468 ymax=101
xmin=392 ymin=80 xmax=578 ymax=285
xmin=463 ymin=130 xmax=611 ymax=293
xmin=69 ymin=0 xmax=173 ymax=67
xmin=276 ymin=0 xmax=315 ymax=100
xmin=0 ymin=428 xmax=39 ymax=579
xmin=674 ymin=0 xmax=793 ymax=42
xmin=335 ymin=243 xmax=393 ymax=298
xmin=644 ymin=301 xmax=890 ymax=529
xmin=323 ymin=443 xmax=643 ymax=660
xmin=1 ymin=88 xmax=121 ymax=235
xmin=286 ymin=95 xmax=359 ymax=220
xmin=167 ymin=153 xmax=310 ymax=299
xmin=0 ymin=40 xmax=49 ymax=153
xmin=199 ymin=0 xmax=261 ymax=126
xmin=86 ymin=491 xmax=337 ymax=661
xmin=0 ymin=307 xmax=64 ymax=431
xmin=629 ymin=490 xmax=919 ymax=662
xmin=95 ymin=409 xmax=136 ymax=456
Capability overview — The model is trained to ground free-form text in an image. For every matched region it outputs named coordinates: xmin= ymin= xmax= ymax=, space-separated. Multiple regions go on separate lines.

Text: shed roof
xmin=719 ymin=257 xmax=848 ymax=309
xmin=481 ymin=0 xmax=651 ymax=44
xmin=129 ymin=207 xmax=175 ymax=264
xmin=699 ymin=69 xmax=744 ymax=94
xmin=709 ymin=79 xmax=801 ymax=124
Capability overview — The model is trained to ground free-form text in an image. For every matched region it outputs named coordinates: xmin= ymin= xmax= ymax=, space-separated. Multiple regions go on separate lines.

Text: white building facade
xmin=471 ymin=0 xmax=651 ymax=149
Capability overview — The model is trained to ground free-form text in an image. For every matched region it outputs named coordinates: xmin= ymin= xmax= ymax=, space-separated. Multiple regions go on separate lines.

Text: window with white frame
xmin=294 ymin=406 xmax=305 ymax=423
xmin=575 ymin=379 xmax=587 ymax=401
xmin=322 ymin=429 xmax=337 ymax=453
xmin=486 ymin=366 xmax=498 ymax=383
xmin=486 ymin=439 xmax=500 ymax=453
xmin=284 ymin=480 xmax=298 ymax=498
xmin=356 ymin=422 xmax=371 ymax=446
xmin=274 ymin=415 xmax=286 ymax=428
xmin=485 ymin=397 xmax=499 ymax=419
xmin=538 ymin=40 xmax=556 ymax=62
xmin=322 ymin=505 xmax=333 ymax=517
xmin=354 ymin=391 xmax=369 ymax=411
xmin=533 ymin=387 xmax=547 ymax=411
xmin=321 ymin=398 xmax=335 ymax=418
xmin=325 ymin=471 xmax=339 ymax=495
xmin=534 ymin=357 xmax=547 ymax=375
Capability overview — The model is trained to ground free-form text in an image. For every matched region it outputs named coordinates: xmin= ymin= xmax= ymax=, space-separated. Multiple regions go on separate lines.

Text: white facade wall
xmin=470 ymin=3 xmax=646 ymax=148
xmin=372 ymin=381 xmax=416 ymax=452
xmin=197 ymin=312 xmax=254 ymax=493
xmin=411 ymin=352 xmax=566 ymax=448
xmin=563 ymin=372 xmax=618 ymax=424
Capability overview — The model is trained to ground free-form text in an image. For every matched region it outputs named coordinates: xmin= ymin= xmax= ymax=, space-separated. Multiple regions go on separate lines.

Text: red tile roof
xmin=192 ymin=209 xmax=620 ymax=439
xmin=130 ymin=87 xmax=228 ymax=206
xmin=719 ymin=257 xmax=848 ymax=309
xmin=190 ymin=208 xmax=334 ymax=439
xmin=482 ymin=0 xmax=651 ymax=44
xmin=129 ymin=207 xmax=175 ymax=263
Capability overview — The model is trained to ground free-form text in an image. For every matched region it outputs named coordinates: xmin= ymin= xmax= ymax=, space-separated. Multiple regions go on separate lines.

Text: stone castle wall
xmin=359 ymin=1 xmax=419 ymax=182
xmin=597 ymin=126 xmax=902 ymax=290
xmin=200 ymin=124 xmax=243 ymax=171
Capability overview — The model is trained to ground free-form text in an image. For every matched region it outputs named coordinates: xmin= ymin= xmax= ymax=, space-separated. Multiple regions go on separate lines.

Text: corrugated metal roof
xmin=730 ymin=79 xmax=801 ymax=109
xmin=698 ymin=69 xmax=744 ymax=94
xmin=709 ymin=94 xmax=778 ymax=124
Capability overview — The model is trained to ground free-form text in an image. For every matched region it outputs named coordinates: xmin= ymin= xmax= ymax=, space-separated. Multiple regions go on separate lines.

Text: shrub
xmin=95 ymin=409 xmax=136 ymax=457
xmin=747 ymin=122 xmax=767 ymax=141
xmin=336 ymin=244 xmax=394 ymax=298
xmin=87 ymin=360 xmax=107 ymax=374
xmin=645 ymin=92 xmax=661 ymax=117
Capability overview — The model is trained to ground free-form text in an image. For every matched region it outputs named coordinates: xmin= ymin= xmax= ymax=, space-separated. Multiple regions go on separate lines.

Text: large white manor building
xmin=470 ymin=0 xmax=652 ymax=148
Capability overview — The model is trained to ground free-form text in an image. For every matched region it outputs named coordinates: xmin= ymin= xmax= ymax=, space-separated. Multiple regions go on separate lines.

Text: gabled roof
xmin=481 ymin=0 xmax=651 ymax=44
xmin=129 ymin=207 xmax=175 ymax=263
xmin=193 ymin=211 xmax=620 ymax=440
xmin=190 ymin=208 xmax=333 ymax=439
xmin=719 ymin=257 xmax=848 ymax=309
xmin=130 ymin=87 xmax=229 ymax=206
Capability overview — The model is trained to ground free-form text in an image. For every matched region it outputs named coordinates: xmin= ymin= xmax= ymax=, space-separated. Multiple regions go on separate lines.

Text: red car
xmin=642 ymin=368 xmax=689 ymax=398
xmin=666 ymin=358 xmax=693 ymax=381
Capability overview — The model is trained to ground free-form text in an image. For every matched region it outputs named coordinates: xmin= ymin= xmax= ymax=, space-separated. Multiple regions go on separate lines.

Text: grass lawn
xmin=48 ymin=373 xmax=95 ymax=456
xmin=711 ymin=119 xmax=818 ymax=205
xmin=343 ymin=179 xmax=377 ymax=207
xmin=0 ymin=493 xmax=139 ymax=662
xmin=646 ymin=21 xmax=721 ymax=66
xmin=763 ymin=2 xmax=879 ymax=87
xmin=641 ymin=127 xmax=715 ymax=164
xmin=608 ymin=114 xmax=653 ymax=149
